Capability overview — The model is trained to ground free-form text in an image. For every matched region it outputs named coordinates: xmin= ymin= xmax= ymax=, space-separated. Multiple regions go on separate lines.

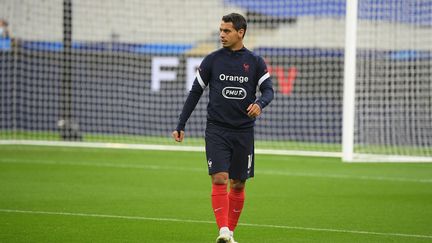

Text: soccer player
xmin=172 ymin=13 xmax=274 ymax=243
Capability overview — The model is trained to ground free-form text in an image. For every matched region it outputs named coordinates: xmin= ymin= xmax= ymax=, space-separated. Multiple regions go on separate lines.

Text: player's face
xmin=219 ymin=21 xmax=244 ymax=51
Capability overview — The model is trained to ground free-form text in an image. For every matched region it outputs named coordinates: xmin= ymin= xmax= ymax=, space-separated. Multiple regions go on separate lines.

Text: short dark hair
xmin=222 ymin=13 xmax=247 ymax=38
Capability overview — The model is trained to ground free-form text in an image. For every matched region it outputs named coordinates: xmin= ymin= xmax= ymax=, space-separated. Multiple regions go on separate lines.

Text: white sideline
xmin=0 ymin=209 xmax=431 ymax=240
xmin=2 ymin=140 xmax=432 ymax=162
xmin=0 ymin=140 xmax=341 ymax=157
xmin=1 ymin=158 xmax=431 ymax=184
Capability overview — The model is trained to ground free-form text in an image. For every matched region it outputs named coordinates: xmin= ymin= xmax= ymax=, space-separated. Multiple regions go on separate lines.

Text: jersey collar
xmin=223 ymin=46 xmax=247 ymax=54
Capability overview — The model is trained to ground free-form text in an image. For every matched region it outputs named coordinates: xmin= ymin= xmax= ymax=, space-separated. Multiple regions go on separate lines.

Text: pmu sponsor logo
xmin=219 ymin=74 xmax=249 ymax=83
xmin=222 ymin=87 xmax=247 ymax=100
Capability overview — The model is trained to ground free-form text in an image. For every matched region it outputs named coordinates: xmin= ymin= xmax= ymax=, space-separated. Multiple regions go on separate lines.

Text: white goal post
xmin=342 ymin=0 xmax=359 ymax=162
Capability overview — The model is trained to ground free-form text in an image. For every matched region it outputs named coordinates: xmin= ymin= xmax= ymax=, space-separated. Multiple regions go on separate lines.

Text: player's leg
xmin=228 ymin=179 xmax=245 ymax=234
xmin=212 ymin=172 xmax=231 ymax=243
xmin=226 ymin=128 xmax=254 ymax=242
xmin=205 ymin=124 xmax=233 ymax=242
xmin=211 ymin=172 xmax=229 ymax=230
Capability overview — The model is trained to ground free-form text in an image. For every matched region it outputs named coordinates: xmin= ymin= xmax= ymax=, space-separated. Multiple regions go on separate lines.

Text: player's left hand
xmin=247 ymin=103 xmax=261 ymax=118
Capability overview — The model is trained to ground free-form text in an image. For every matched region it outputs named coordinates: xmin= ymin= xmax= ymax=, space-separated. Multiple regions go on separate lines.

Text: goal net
xmin=344 ymin=0 xmax=432 ymax=162
xmin=0 ymin=0 xmax=430 ymax=162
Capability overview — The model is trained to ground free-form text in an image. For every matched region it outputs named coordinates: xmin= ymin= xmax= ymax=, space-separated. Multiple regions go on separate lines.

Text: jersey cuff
xmin=254 ymin=100 xmax=263 ymax=109
xmin=176 ymin=123 xmax=185 ymax=132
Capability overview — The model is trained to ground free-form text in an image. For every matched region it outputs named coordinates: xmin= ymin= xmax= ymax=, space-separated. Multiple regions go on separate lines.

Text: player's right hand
xmin=172 ymin=130 xmax=185 ymax=142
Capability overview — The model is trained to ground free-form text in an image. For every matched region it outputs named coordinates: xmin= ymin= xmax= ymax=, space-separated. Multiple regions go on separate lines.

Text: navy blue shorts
xmin=205 ymin=123 xmax=254 ymax=180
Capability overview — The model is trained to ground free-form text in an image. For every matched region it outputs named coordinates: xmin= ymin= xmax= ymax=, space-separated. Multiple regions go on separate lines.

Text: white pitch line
xmin=258 ymin=169 xmax=432 ymax=183
xmin=1 ymin=158 xmax=431 ymax=184
xmin=0 ymin=209 xmax=431 ymax=240
xmin=240 ymin=222 xmax=432 ymax=239
xmin=0 ymin=158 xmax=205 ymax=172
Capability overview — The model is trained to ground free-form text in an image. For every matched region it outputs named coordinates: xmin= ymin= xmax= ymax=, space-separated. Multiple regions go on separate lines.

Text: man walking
xmin=172 ymin=13 xmax=274 ymax=243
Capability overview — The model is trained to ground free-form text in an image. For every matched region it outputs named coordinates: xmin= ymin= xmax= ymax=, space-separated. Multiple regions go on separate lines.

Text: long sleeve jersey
xmin=176 ymin=47 xmax=274 ymax=131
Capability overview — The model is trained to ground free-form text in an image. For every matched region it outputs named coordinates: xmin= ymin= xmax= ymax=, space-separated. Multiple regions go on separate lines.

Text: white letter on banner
xmin=151 ymin=57 xmax=179 ymax=92
xmin=186 ymin=57 xmax=203 ymax=91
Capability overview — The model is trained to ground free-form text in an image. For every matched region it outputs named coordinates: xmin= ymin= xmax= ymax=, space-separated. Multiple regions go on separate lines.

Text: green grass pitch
xmin=0 ymin=145 xmax=431 ymax=242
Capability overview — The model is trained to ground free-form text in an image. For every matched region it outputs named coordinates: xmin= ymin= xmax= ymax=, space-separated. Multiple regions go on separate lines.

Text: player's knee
xmin=230 ymin=179 xmax=246 ymax=191
xmin=211 ymin=172 xmax=229 ymax=185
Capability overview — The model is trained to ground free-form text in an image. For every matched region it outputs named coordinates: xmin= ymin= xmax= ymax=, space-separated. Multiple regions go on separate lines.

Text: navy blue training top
xmin=176 ymin=47 xmax=274 ymax=131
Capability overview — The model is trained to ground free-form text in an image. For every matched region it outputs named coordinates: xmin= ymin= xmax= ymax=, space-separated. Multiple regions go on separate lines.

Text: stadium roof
xmin=224 ymin=0 xmax=432 ymax=25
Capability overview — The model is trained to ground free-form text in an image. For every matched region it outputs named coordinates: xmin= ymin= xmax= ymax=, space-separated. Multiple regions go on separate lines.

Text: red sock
xmin=211 ymin=184 xmax=228 ymax=229
xmin=228 ymin=187 xmax=245 ymax=231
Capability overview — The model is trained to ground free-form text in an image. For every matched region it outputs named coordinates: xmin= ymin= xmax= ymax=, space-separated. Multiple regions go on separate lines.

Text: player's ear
xmin=238 ymin=29 xmax=245 ymax=39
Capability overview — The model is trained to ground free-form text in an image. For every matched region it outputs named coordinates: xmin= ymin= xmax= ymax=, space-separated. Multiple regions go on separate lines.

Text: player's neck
xmin=228 ymin=42 xmax=244 ymax=52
